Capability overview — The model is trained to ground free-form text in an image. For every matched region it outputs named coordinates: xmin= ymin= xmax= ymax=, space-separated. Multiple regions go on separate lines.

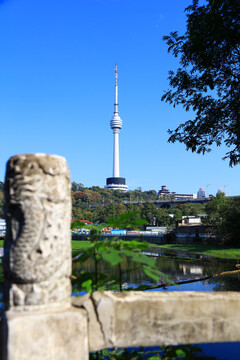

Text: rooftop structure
xmin=158 ymin=185 xmax=170 ymax=196
xmin=158 ymin=185 xmax=197 ymax=200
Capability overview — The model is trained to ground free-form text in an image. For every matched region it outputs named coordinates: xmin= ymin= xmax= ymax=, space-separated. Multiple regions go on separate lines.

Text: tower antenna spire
xmin=114 ymin=64 xmax=119 ymax=115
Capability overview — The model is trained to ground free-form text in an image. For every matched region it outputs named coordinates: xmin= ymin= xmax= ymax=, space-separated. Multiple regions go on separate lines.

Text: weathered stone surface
xmin=87 ymin=291 xmax=240 ymax=350
xmin=1 ymin=307 xmax=88 ymax=360
xmin=72 ymin=294 xmax=106 ymax=352
xmin=3 ymin=154 xmax=72 ymax=310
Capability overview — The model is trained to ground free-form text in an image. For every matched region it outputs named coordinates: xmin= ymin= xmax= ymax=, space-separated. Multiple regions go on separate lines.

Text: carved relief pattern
xmin=3 ymin=154 xmax=72 ymax=310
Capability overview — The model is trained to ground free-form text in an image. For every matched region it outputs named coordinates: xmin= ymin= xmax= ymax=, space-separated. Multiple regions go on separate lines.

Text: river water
xmin=72 ymin=248 xmax=240 ymax=293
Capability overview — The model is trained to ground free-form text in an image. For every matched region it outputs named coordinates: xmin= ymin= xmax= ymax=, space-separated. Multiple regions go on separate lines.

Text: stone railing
xmin=1 ymin=154 xmax=240 ymax=360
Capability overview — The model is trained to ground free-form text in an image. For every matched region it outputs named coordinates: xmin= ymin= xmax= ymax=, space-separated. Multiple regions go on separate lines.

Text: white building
xmin=181 ymin=216 xmax=202 ymax=225
xmin=197 ymin=187 xmax=206 ymax=198
xmin=158 ymin=185 xmax=197 ymax=200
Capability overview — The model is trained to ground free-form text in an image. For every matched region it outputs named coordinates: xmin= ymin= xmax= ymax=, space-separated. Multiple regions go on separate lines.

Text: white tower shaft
xmin=113 ymin=130 xmax=120 ymax=177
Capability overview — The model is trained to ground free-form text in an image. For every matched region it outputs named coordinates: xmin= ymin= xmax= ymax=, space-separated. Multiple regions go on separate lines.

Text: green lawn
xmin=71 ymin=240 xmax=92 ymax=251
xmin=71 ymin=241 xmax=240 ymax=260
xmin=71 ymin=240 xmax=240 ymax=260
xmin=0 ymin=240 xmax=92 ymax=251
xmin=159 ymin=244 xmax=240 ymax=260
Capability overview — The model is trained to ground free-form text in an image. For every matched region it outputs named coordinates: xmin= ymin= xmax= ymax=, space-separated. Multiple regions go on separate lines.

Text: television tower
xmin=105 ymin=65 xmax=128 ymax=191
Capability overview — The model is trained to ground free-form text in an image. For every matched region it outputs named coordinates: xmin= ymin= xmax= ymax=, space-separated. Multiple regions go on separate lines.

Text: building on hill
xmin=178 ymin=216 xmax=202 ymax=226
xmin=197 ymin=187 xmax=206 ymax=198
xmin=174 ymin=193 xmax=197 ymax=200
xmin=158 ymin=185 xmax=170 ymax=197
xmin=158 ymin=185 xmax=197 ymax=200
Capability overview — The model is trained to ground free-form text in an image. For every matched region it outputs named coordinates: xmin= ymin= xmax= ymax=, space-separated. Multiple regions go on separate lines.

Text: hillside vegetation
xmin=71 ymin=182 xmax=205 ymax=227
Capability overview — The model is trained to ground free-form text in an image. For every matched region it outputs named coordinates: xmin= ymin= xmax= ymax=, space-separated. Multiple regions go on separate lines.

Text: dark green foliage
xmin=205 ymin=193 xmax=240 ymax=245
xmin=71 ymin=213 xmax=171 ymax=294
xmin=71 ymin=182 xmax=207 ymax=227
xmin=71 ymin=184 xmax=175 ymax=226
xmin=107 ymin=212 xmax=146 ymax=229
xmin=162 ymin=0 xmax=240 ymax=166
xmin=173 ymin=208 xmax=182 ymax=223
xmin=72 ymin=214 xmax=179 ymax=360
xmin=71 ymin=181 xmax=84 ymax=192
xmin=140 ymin=202 xmax=157 ymax=225
xmin=178 ymin=202 xmax=205 ymax=216
xmin=90 ymin=344 xmax=217 ymax=359
xmin=71 ymin=183 xmax=160 ymax=209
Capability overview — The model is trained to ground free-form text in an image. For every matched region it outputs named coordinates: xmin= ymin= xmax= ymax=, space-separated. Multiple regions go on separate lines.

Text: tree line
xmin=204 ymin=192 xmax=240 ymax=245
xmin=1 ymin=179 xmax=240 ymax=245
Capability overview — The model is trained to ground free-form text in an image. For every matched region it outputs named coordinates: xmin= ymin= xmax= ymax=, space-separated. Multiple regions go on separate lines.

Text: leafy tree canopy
xmin=205 ymin=193 xmax=240 ymax=245
xmin=162 ymin=0 xmax=240 ymax=166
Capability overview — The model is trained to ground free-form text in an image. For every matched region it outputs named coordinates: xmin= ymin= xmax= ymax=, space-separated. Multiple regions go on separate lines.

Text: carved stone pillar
xmin=3 ymin=153 xmax=72 ymax=310
xmin=1 ymin=154 xmax=89 ymax=360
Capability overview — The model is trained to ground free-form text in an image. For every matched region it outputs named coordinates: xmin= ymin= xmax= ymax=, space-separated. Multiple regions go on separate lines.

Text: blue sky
xmin=0 ymin=0 xmax=239 ymax=196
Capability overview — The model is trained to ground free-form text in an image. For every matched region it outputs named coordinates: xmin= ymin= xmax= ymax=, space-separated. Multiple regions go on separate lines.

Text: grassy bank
xmin=72 ymin=240 xmax=240 ymax=260
xmin=0 ymin=240 xmax=92 ymax=251
xmin=159 ymin=244 xmax=240 ymax=260
xmin=71 ymin=240 xmax=91 ymax=251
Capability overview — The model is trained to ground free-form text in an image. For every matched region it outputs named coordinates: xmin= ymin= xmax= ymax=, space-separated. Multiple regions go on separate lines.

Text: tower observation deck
xmin=105 ymin=66 xmax=128 ymax=191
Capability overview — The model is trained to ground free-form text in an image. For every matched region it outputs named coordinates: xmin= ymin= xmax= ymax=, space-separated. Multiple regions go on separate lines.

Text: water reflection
xmin=72 ymin=249 xmax=240 ymax=293
xmin=179 ymin=263 xmax=204 ymax=275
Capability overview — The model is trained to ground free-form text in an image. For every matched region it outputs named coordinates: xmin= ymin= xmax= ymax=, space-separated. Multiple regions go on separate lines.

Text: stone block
xmin=87 ymin=291 xmax=240 ymax=350
xmin=72 ymin=294 xmax=106 ymax=352
xmin=1 ymin=306 xmax=88 ymax=360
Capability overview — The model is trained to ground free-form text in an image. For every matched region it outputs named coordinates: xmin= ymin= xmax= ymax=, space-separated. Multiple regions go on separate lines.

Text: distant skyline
xmin=0 ymin=0 xmax=239 ymax=196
